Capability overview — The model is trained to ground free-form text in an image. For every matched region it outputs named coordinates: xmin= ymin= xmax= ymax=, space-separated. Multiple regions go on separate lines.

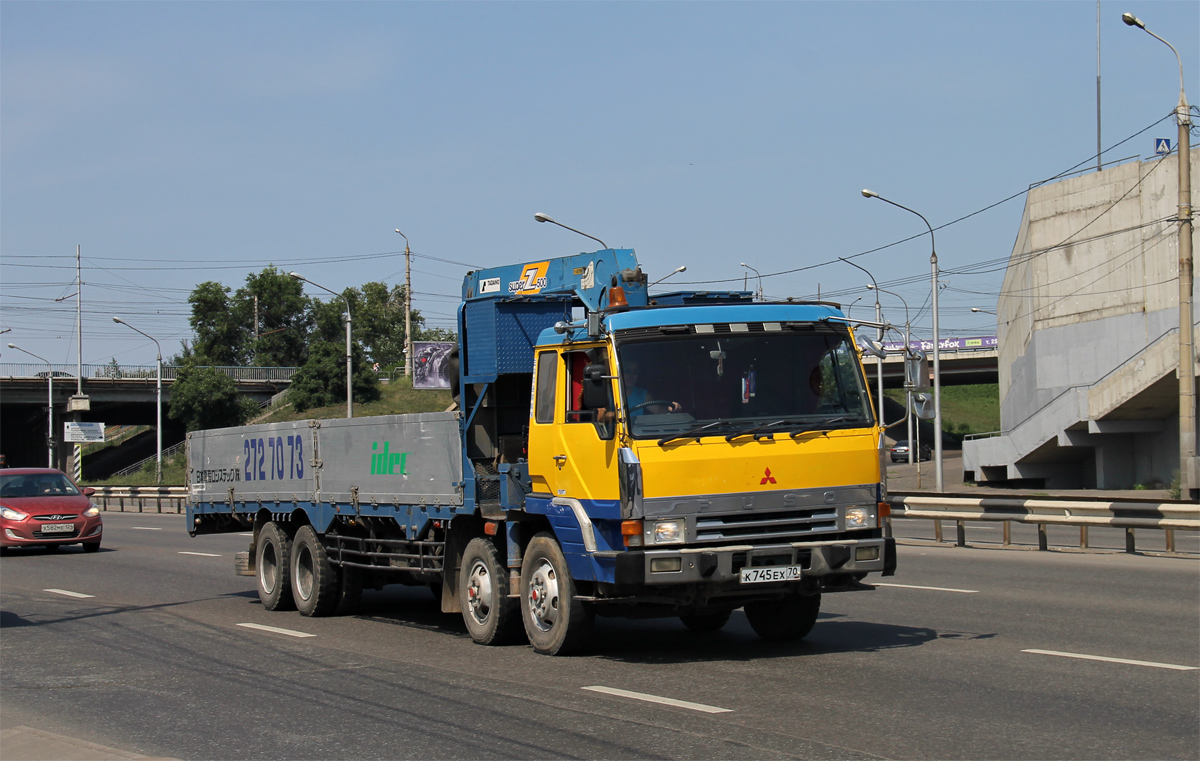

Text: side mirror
xmin=857 ymin=336 xmax=886 ymax=359
xmin=83 ymin=487 xmax=96 ymax=497
xmin=581 ymin=363 xmax=610 ymax=409
xmin=911 ymin=393 xmax=936 ymax=420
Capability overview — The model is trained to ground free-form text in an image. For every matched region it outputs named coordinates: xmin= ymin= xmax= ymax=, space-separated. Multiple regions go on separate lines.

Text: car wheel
xmin=83 ymin=540 xmax=101 ymax=553
xmin=459 ymin=537 xmax=521 ymax=645
xmin=290 ymin=525 xmax=339 ymax=617
xmin=44 ymin=544 xmax=61 ymax=553
xmin=520 ymin=532 xmax=593 ymax=655
xmin=744 ymin=593 xmax=821 ymax=641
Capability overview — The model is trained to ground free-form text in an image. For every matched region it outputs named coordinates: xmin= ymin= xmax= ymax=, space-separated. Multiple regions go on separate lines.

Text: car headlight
xmin=653 ymin=520 xmax=684 ymax=544
xmin=845 ymin=507 xmax=876 ymax=529
xmin=84 ymin=505 xmax=101 ymax=518
xmin=1 ymin=506 xmax=29 ymax=521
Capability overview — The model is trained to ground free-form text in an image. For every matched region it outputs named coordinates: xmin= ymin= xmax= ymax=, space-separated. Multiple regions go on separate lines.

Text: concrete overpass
xmin=0 ymin=364 xmax=294 ymax=469
xmin=864 ymin=336 xmax=999 ymax=387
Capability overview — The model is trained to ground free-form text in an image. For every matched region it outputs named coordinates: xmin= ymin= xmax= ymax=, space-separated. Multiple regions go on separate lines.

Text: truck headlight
xmin=845 ymin=507 xmax=876 ymax=529
xmin=653 ymin=520 xmax=684 ymax=544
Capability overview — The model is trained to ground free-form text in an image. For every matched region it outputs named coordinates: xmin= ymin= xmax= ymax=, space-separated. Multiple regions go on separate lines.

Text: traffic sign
xmin=64 ymin=422 xmax=105 ymax=443
xmin=1155 ymin=138 xmax=1172 ymax=155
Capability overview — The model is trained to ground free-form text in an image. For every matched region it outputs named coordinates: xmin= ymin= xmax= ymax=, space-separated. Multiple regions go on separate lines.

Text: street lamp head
xmin=288 ymin=272 xmax=303 ymax=280
xmin=534 ymin=212 xmax=554 ymax=224
xmin=867 ymin=284 xmax=877 ymax=290
xmin=6 ymin=343 xmax=16 ymax=349
xmin=112 ymin=316 xmax=124 ymax=324
xmin=1121 ymin=12 xmax=1144 ymax=28
xmin=862 ymin=189 xmax=880 ymax=199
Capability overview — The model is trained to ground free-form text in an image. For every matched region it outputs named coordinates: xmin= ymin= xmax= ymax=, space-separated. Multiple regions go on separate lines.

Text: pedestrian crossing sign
xmin=1155 ymin=138 xmax=1172 ymax=155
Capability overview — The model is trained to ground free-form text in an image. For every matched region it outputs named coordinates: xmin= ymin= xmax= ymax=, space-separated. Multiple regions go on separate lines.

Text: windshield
xmin=0 ymin=473 xmax=81 ymax=498
xmin=616 ymin=328 xmax=873 ymax=440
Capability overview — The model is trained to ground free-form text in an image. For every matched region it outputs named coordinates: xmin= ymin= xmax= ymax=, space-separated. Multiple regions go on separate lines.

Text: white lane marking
xmin=1023 ymin=649 xmax=1198 ymax=671
xmin=237 ymin=623 xmax=316 ymax=638
xmin=582 ymin=686 xmax=731 ymax=714
xmin=178 ymin=551 xmax=222 ymax=557
xmin=44 ymin=589 xmax=94 ymax=599
xmin=874 ymin=582 xmax=979 ymax=594
xmin=238 ymin=532 xmax=253 ymax=536
xmin=130 ymin=527 xmax=163 ymax=531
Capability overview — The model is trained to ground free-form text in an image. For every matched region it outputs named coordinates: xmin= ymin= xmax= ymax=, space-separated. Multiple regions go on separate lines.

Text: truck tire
xmin=520 ymin=533 xmax=593 ymax=656
xmin=291 ymin=525 xmax=339 ymax=617
xmin=256 ymin=522 xmax=295 ymax=611
xmin=744 ymin=593 xmax=821 ymax=641
xmin=680 ymin=609 xmax=732 ymax=633
xmin=459 ymin=537 xmax=520 ymax=645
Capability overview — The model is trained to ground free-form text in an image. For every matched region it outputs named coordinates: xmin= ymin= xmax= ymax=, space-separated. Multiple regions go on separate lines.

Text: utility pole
xmin=395 ymin=229 xmax=413 ymax=378
xmin=253 ymin=295 xmax=259 ymax=365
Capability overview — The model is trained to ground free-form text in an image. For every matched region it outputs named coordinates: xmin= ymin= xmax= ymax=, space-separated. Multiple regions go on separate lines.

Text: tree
xmin=287 ymin=341 xmax=380 ymax=412
xmin=168 ymin=363 xmax=256 ymax=431
xmin=188 ymin=281 xmax=247 ymax=365
xmin=234 ymin=266 xmax=312 ymax=367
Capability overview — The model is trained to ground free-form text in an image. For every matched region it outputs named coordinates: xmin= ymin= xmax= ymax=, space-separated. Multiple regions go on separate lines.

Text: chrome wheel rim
xmin=527 ymin=559 xmax=559 ymax=633
xmin=260 ymin=541 xmax=278 ymax=595
xmin=296 ymin=544 xmax=314 ymax=601
xmin=466 ymin=559 xmax=493 ymax=625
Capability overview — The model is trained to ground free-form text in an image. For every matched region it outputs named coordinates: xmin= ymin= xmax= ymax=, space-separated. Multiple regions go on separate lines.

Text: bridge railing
xmin=889 ymin=492 xmax=1199 ymax=554
xmin=0 ymin=364 xmax=297 ymax=382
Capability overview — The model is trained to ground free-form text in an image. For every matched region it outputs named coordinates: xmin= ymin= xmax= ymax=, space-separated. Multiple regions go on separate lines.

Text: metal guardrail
xmin=889 ymin=492 xmax=1199 ymax=554
xmin=0 ymin=364 xmax=298 ymax=382
xmin=90 ymin=486 xmax=188 ymax=514
xmin=111 ymin=441 xmax=186 ymax=478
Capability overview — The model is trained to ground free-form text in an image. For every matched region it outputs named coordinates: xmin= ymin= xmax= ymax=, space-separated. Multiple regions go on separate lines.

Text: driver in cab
xmin=623 ymin=361 xmax=682 ymax=416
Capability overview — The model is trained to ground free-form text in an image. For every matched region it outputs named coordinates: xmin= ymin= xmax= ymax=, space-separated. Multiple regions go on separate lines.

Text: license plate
xmin=40 ymin=523 xmax=76 ymax=533
xmin=739 ymin=565 xmax=802 ymax=584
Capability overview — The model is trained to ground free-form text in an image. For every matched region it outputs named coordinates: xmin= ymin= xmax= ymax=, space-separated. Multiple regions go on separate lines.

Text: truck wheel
xmin=744 ymin=593 xmax=821 ymax=641
xmin=256 ymin=522 xmax=295 ymax=611
xmin=459 ymin=537 xmax=520 ymax=645
xmin=520 ymin=533 xmax=593 ymax=656
xmin=680 ymin=609 xmax=732 ymax=633
xmin=291 ymin=525 xmax=339 ymax=617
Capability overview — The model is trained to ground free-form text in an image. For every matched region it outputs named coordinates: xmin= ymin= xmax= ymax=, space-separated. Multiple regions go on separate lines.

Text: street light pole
xmin=394 ymin=230 xmax=413 ymax=380
xmin=871 ymin=284 xmax=913 ymax=465
xmin=533 ymin=212 xmax=609 ymax=250
xmin=113 ymin=318 xmax=162 ymax=484
xmin=862 ymin=189 xmax=944 ymax=492
xmin=290 ymin=273 xmax=353 ymax=418
xmin=739 ymin=263 xmax=764 ymax=300
xmin=839 ymin=258 xmax=886 ymax=428
xmin=1123 ymin=11 xmax=1195 ymax=499
xmin=9 ymin=343 xmax=54 ymax=468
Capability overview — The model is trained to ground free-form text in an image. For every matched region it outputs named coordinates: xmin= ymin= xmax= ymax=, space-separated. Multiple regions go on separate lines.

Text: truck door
xmin=556 ymin=348 xmax=618 ymax=500
xmin=527 ymin=347 xmax=618 ymax=499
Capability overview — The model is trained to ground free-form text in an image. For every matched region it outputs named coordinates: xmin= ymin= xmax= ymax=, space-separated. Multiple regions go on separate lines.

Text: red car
xmin=0 ymin=468 xmax=103 ymax=553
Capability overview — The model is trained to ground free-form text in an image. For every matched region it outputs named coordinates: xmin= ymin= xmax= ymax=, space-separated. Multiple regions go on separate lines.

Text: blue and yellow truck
xmin=187 ymin=248 xmax=895 ymax=654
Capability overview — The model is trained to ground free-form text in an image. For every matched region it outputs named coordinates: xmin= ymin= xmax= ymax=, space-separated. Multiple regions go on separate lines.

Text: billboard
xmin=412 ymin=342 xmax=455 ymax=390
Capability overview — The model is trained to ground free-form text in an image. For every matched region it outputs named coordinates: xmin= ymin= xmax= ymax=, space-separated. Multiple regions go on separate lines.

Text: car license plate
xmin=40 ymin=523 xmax=76 ymax=533
xmin=739 ymin=565 xmax=802 ymax=584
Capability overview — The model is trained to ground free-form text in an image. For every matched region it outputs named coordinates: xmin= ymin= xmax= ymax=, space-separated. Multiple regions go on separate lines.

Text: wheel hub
xmin=466 ymin=559 xmax=493 ymax=625
xmin=527 ymin=559 xmax=559 ymax=632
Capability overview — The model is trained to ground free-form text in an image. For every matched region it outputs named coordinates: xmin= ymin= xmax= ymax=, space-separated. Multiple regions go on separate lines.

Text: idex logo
xmin=370 ymin=442 xmax=410 ymax=475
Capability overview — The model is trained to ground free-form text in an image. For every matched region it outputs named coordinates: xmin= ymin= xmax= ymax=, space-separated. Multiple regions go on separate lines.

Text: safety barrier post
xmin=1125 ymin=528 xmax=1136 ymax=554
xmin=1002 ymin=520 xmax=1011 ymax=546
xmin=1080 ymin=526 xmax=1089 ymax=549
xmin=955 ymin=520 xmax=966 ymax=547
xmin=1037 ymin=523 xmax=1048 ymax=551
xmin=1166 ymin=529 xmax=1175 ymax=553
xmin=934 ymin=519 xmax=943 ymax=543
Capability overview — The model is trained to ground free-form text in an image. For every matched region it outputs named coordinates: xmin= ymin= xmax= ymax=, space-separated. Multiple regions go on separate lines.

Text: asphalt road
xmin=1 ymin=511 xmax=1197 ymax=760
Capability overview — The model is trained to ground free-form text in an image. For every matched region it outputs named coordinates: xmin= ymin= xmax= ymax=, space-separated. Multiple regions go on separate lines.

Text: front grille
xmin=33 ymin=514 xmax=77 ymax=521
xmin=695 ymin=507 xmax=837 ymax=543
xmin=33 ymin=528 xmax=80 ymax=539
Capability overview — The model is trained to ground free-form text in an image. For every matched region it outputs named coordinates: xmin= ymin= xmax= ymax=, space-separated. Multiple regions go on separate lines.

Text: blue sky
xmin=2 ymin=0 xmax=1196 ymax=367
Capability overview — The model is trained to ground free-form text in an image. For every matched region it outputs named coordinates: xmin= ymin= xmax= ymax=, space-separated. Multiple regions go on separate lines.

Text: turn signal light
xmin=608 ymin=286 xmax=629 ymax=308
xmin=878 ymin=502 xmax=891 ymax=518
xmin=621 ymin=519 xmax=643 ymax=547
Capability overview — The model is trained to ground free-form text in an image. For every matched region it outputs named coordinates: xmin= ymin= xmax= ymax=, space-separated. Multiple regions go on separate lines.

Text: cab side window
xmin=565 ymin=349 xmax=614 ymax=440
xmin=534 ymin=351 xmax=557 ymax=424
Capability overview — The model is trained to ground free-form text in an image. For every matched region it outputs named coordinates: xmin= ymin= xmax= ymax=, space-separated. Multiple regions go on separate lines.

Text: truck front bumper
xmin=608 ymin=536 xmax=895 ymax=587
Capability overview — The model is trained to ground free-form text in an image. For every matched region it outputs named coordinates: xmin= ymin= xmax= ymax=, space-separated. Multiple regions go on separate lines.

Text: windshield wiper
xmin=657 ymin=420 xmax=741 ymax=446
xmin=787 ymin=416 xmax=859 ymax=438
xmin=725 ymin=420 xmax=793 ymax=442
